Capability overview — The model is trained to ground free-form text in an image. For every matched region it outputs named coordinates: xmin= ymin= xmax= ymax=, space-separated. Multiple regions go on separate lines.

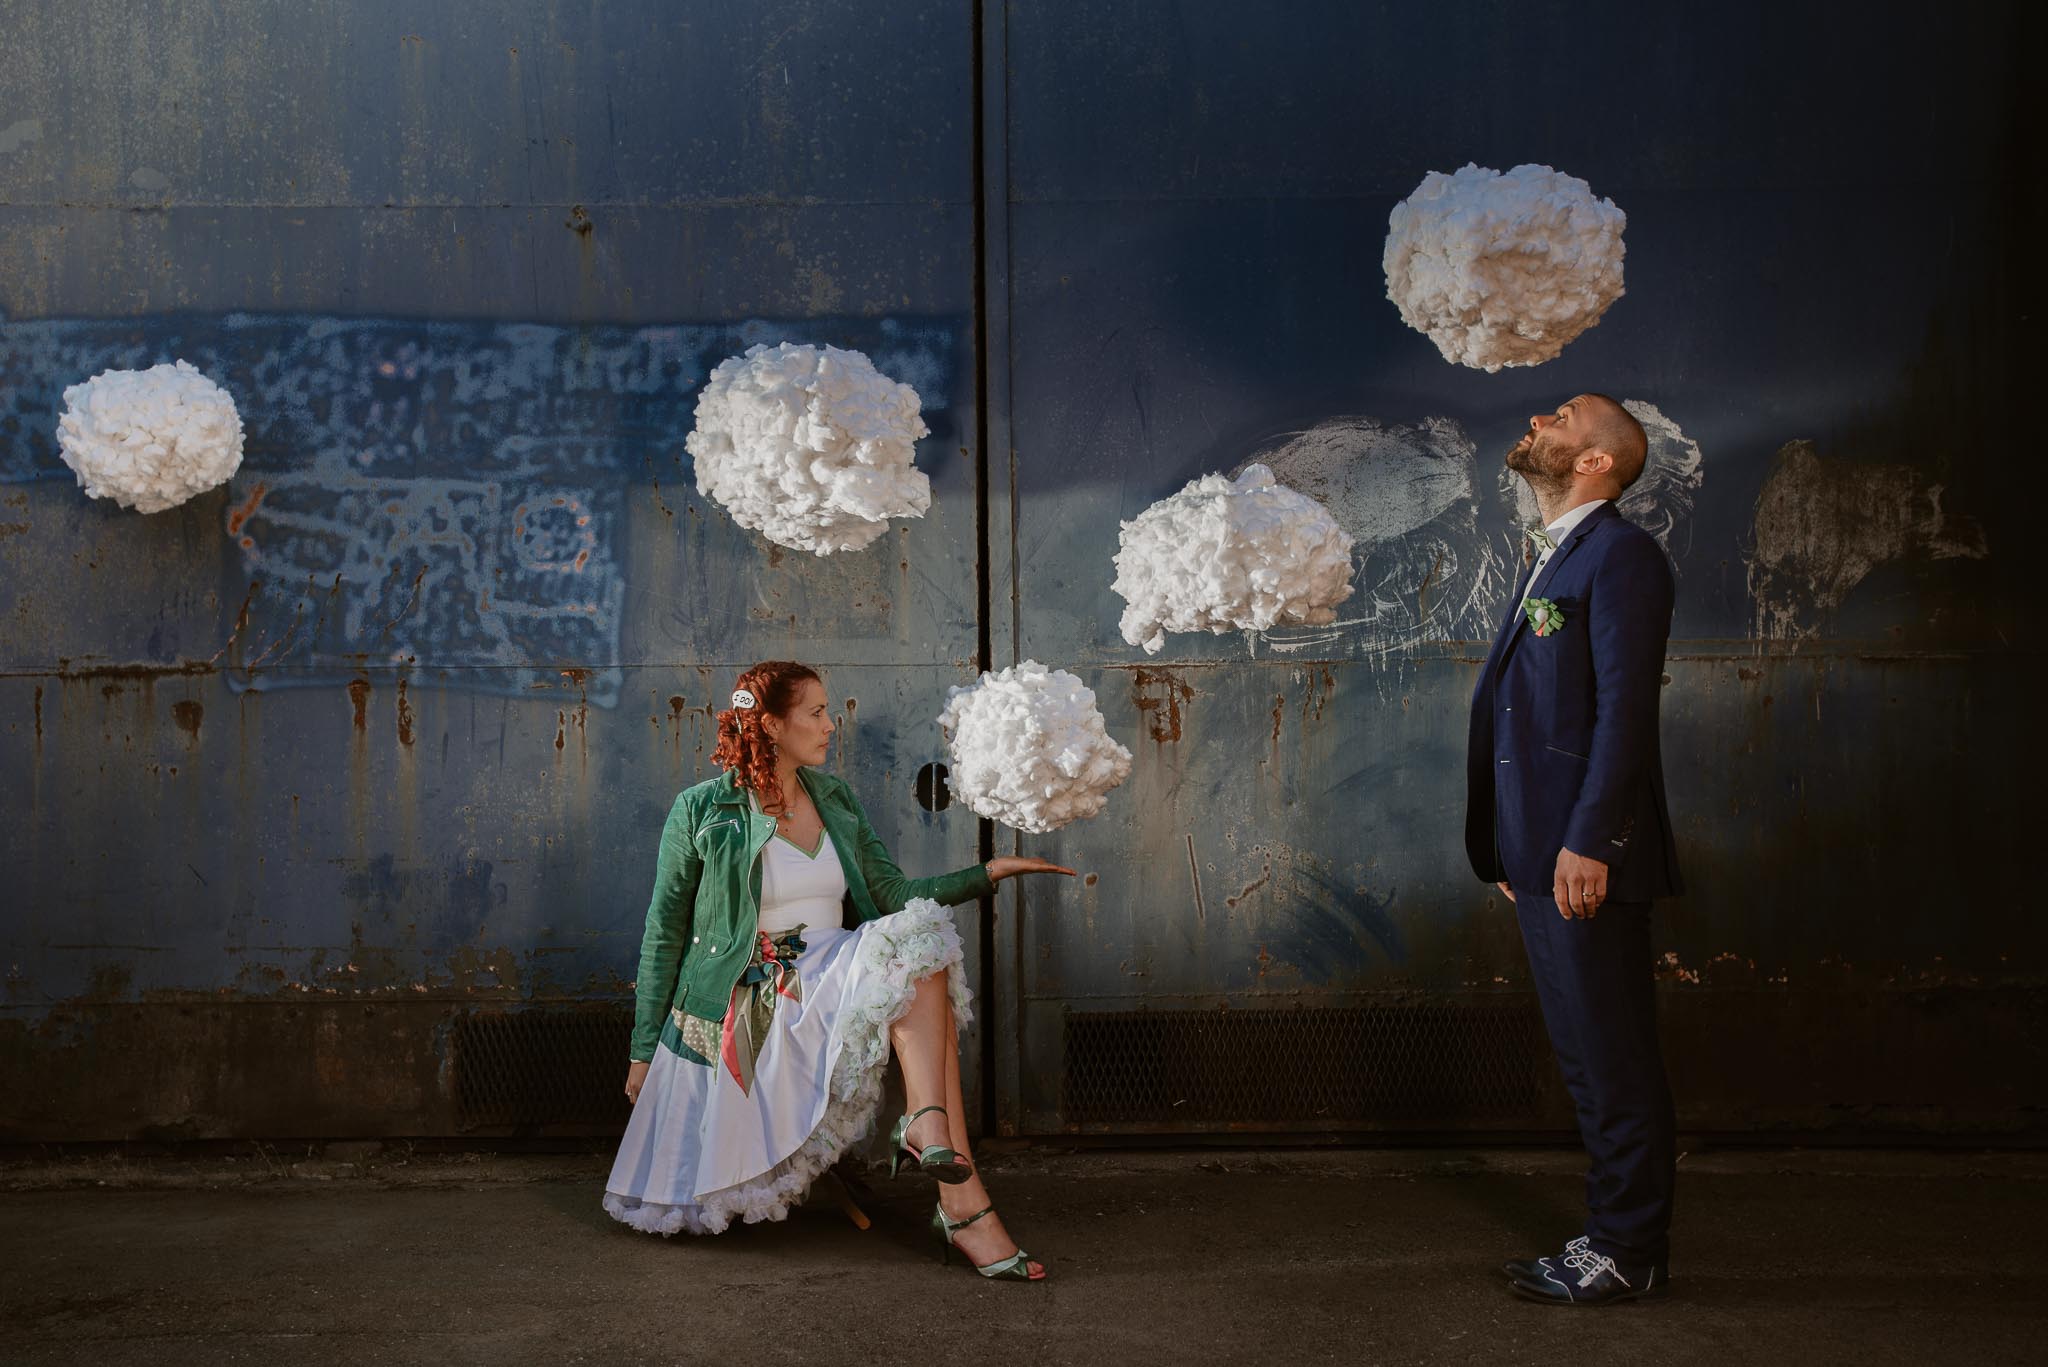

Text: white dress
xmin=603 ymin=826 xmax=972 ymax=1236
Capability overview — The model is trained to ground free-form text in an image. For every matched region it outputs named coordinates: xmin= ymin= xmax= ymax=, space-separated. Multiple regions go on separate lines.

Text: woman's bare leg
xmin=888 ymin=970 xmax=952 ymax=1132
xmin=905 ymin=976 xmax=1044 ymax=1278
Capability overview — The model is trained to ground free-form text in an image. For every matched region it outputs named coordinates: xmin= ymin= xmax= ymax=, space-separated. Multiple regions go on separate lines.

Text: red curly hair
xmin=711 ymin=661 xmax=822 ymax=814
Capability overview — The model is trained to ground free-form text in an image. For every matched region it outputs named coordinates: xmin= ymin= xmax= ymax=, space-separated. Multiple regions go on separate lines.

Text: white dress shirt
xmin=1521 ymin=498 xmax=1609 ymax=609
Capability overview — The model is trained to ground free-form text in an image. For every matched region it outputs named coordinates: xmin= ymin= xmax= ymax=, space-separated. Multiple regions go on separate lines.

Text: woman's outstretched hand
xmin=986 ymin=856 xmax=1076 ymax=882
xmin=624 ymin=1060 xmax=650 ymax=1104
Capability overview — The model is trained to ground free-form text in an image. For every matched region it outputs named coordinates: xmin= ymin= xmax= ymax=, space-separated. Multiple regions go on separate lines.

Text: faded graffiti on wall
xmin=1234 ymin=400 xmax=1704 ymax=660
xmin=0 ymin=314 xmax=963 ymax=704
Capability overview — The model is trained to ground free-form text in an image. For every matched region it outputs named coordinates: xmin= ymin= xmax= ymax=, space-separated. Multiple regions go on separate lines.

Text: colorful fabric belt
xmin=716 ymin=928 xmax=806 ymax=1095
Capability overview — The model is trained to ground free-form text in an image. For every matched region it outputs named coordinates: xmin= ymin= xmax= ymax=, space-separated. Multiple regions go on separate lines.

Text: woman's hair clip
xmin=730 ymin=689 xmax=757 ymax=710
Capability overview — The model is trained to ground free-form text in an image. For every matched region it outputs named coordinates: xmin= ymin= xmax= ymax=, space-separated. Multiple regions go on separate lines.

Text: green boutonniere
xmin=1524 ymin=597 xmax=1565 ymax=637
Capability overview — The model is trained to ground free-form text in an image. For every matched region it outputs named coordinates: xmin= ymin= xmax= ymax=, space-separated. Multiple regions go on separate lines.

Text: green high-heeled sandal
xmin=932 ymin=1202 xmax=1044 ymax=1281
xmin=888 ymin=1104 xmax=973 ymax=1184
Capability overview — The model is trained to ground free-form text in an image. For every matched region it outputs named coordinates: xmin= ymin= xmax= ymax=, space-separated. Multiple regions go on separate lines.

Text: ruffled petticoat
xmin=603 ymin=897 xmax=971 ymax=1236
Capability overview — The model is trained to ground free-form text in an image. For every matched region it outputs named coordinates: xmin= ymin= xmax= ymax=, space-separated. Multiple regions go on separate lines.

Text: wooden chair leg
xmin=816 ymin=1169 xmax=871 ymax=1230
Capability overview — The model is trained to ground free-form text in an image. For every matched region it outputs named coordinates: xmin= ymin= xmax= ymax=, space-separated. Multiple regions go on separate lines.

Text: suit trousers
xmin=1515 ymin=891 xmax=1676 ymax=1264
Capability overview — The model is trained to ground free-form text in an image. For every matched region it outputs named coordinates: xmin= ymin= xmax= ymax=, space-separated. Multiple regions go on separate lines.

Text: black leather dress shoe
xmin=1503 ymin=1234 xmax=1587 ymax=1281
xmin=1509 ymin=1244 xmax=1667 ymax=1305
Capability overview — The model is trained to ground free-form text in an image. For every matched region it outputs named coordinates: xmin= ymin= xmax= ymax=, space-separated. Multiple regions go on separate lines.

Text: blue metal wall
xmin=2 ymin=0 xmax=2039 ymax=1140
xmin=0 ymin=0 xmax=988 ymax=1138
xmin=984 ymin=1 xmax=2040 ymax=1136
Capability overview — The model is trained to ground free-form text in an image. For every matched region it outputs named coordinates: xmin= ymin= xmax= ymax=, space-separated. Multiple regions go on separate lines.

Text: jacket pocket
xmin=693 ymin=816 xmax=744 ymax=855
xmin=1544 ymin=743 xmax=1590 ymax=762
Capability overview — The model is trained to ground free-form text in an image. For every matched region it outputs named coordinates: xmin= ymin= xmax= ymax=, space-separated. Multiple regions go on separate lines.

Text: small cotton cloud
xmin=57 ymin=361 xmax=245 ymax=513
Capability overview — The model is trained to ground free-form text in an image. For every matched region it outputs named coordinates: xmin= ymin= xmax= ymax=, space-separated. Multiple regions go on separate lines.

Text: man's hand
xmin=1553 ymin=848 xmax=1609 ymax=919
xmin=1497 ymin=881 xmax=1516 ymax=904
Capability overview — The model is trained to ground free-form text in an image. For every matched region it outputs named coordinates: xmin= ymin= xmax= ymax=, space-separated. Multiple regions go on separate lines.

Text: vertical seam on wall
xmin=970 ymin=0 xmax=997 ymax=1138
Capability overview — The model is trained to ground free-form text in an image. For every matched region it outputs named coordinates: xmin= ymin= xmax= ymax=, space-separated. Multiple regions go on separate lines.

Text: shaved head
xmin=1576 ymin=393 xmax=1648 ymax=491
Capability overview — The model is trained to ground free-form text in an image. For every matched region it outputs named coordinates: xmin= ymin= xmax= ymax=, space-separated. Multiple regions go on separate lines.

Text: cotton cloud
xmin=56 ymin=361 xmax=245 ymax=513
xmin=937 ymin=660 xmax=1133 ymax=833
xmin=1383 ymin=163 xmax=1627 ymax=372
xmin=1112 ymin=464 xmax=1355 ymax=654
xmin=686 ymin=342 xmax=931 ymax=555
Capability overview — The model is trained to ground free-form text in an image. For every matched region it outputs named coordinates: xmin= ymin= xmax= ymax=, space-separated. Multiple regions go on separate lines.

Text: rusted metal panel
xmin=0 ymin=1 xmax=986 ymax=1140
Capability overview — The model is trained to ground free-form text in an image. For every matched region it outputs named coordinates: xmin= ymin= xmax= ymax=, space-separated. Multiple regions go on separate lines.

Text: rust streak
xmin=375 ymin=565 xmax=429 ymax=643
xmin=1415 ymin=547 xmax=1444 ymax=622
xmin=347 ymin=678 xmax=371 ymax=731
xmin=396 ymin=679 xmax=415 ymax=747
xmin=1224 ymin=863 xmax=1271 ymax=910
xmin=207 ymin=580 xmax=262 ymax=665
xmin=32 ymin=684 xmax=43 ymax=744
xmin=171 ymin=699 xmax=203 ymax=740
xmin=1132 ymin=667 xmax=1195 ymax=744
xmin=226 ymin=481 xmax=269 ymax=535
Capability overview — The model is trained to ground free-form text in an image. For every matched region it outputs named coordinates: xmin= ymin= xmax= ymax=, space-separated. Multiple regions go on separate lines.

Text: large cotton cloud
xmin=686 ymin=342 xmax=931 ymax=555
xmin=56 ymin=360 xmax=245 ymax=513
xmin=1111 ymin=463 xmax=1355 ymax=654
xmin=937 ymin=660 xmax=1133 ymax=833
xmin=1383 ymin=163 xmax=1627 ymax=372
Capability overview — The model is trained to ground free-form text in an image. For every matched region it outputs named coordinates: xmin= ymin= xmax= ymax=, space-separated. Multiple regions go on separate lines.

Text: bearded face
xmin=1506 ymin=425 xmax=1580 ymax=489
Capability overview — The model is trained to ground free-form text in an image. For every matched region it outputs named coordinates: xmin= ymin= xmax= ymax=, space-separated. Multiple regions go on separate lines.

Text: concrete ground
xmin=1 ymin=1145 xmax=2041 ymax=1366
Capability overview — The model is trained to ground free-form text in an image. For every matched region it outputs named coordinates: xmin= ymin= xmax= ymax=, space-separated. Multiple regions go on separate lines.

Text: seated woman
xmin=604 ymin=659 xmax=1069 ymax=1280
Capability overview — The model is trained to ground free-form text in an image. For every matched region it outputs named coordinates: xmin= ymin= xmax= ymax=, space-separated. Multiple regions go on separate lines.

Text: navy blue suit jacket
xmin=1466 ymin=501 xmax=1684 ymax=903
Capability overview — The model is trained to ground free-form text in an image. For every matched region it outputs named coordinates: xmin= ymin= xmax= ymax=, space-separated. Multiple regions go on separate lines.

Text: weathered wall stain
xmin=1237 ymin=416 xmax=1504 ymax=660
xmin=1747 ymin=439 xmax=1989 ymax=641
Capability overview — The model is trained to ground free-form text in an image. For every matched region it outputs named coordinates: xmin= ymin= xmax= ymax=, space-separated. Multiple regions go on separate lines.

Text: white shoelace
xmin=1561 ymin=1248 xmax=1631 ymax=1289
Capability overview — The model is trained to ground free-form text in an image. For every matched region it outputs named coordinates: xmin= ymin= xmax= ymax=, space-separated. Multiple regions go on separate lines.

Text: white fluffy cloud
xmin=685 ymin=342 xmax=931 ymax=555
xmin=56 ymin=361 xmax=245 ymax=513
xmin=1383 ymin=163 xmax=1627 ymax=372
xmin=937 ymin=660 xmax=1133 ymax=834
xmin=1111 ymin=464 xmax=1355 ymax=654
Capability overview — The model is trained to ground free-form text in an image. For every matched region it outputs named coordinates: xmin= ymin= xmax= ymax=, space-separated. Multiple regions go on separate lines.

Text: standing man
xmin=1467 ymin=394 xmax=1684 ymax=1306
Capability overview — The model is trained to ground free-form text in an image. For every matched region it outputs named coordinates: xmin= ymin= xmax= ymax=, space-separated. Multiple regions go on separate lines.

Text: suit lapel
xmin=1494 ymin=501 xmax=1618 ymax=671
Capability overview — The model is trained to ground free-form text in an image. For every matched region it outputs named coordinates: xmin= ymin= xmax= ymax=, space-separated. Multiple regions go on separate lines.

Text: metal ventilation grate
xmin=1060 ymin=1001 xmax=1553 ymax=1130
xmin=452 ymin=1008 xmax=635 ymax=1131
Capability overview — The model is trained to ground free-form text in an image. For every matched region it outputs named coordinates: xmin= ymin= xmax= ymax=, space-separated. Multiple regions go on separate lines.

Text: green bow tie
xmin=1526 ymin=526 xmax=1556 ymax=553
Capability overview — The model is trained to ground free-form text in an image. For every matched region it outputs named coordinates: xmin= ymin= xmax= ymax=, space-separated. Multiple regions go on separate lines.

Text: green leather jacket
xmin=629 ymin=767 xmax=993 ymax=1062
